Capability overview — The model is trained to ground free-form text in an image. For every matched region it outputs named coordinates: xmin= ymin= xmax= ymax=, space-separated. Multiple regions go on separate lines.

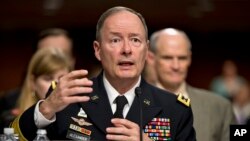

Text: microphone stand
xmin=135 ymin=87 xmax=143 ymax=141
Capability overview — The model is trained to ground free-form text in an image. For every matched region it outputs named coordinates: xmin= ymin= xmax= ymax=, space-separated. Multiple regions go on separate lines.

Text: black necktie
xmin=114 ymin=95 xmax=128 ymax=118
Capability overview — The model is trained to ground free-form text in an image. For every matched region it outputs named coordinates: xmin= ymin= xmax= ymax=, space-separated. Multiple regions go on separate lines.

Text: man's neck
xmin=156 ymin=83 xmax=176 ymax=93
xmin=103 ymin=73 xmax=141 ymax=94
xmin=156 ymin=82 xmax=184 ymax=94
xmin=158 ymin=82 xmax=189 ymax=98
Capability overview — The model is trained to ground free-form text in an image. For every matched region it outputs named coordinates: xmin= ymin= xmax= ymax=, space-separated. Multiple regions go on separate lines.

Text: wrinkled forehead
xmin=158 ymin=34 xmax=188 ymax=47
xmin=100 ymin=10 xmax=147 ymax=39
xmin=38 ymin=36 xmax=72 ymax=54
xmin=109 ymin=12 xmax=144 ymax=29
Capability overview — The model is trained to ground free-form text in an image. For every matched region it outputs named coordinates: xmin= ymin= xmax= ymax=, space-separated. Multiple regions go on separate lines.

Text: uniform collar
xmin=103 ymin=73 xmax=141 ymax=108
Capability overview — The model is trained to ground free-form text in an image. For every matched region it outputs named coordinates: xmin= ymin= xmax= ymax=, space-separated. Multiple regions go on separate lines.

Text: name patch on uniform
xmin=66 ymin=130 xmax=90 ymax=141
xmin=144 ymin=118 xmax=171 ymax=141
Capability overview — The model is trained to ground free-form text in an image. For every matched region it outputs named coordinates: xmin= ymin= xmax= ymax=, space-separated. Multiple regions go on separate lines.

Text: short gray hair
xmin=96 ymin=6 xmax=148 ymax=41
xmin=150 ymin=28 xmax=192 ymax=53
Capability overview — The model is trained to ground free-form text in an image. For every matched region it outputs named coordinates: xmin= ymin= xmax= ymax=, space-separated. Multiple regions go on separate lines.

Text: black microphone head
xmin=135 ymin=87 xmax=143 ymax=141
xmin=135 ymin=87 xmax=142 ymax=97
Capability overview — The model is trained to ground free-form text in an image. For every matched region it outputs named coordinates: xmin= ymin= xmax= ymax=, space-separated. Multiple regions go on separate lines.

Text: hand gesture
xmin=106 ymin=118 xmax=152 ymax=141
xmin=39 ymin=69 xmax=93 ymax=119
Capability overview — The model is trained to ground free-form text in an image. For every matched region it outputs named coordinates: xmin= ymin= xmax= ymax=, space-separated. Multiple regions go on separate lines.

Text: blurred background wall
xmin=0 ymin=0 xmax=250 ymax=93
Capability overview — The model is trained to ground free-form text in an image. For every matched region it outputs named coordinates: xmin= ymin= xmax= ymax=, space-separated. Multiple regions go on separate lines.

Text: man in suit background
xmin=12 ymin=7 xmax=196 ymax=141
xmin=146 ymin=28 xmax=235 ymax=141
xmin=36 ymin=28 xmax=75 ymax=68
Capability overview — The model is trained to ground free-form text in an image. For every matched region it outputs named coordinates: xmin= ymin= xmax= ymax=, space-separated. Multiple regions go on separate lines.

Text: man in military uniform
xmin=12 ymin=7 xmax=196 ymax=141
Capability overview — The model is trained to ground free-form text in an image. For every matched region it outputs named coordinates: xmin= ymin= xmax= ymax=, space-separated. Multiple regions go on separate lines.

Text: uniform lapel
xmin=80 ymin=74 xmax=113 ymax=134
xmin=126 ymin=79 xmax=162 ymax=127
xmin=79 ymin=75 xmax=163 ymax=134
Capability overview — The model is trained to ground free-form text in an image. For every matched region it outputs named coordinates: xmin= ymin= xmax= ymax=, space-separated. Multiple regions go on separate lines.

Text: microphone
xmin=135 ymin=87 xmax=143 ymax=141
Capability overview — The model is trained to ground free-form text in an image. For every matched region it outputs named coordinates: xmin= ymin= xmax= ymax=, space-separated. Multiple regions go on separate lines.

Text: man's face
xmin=154 ymin=33 xmax=191 ymax=88
xmin=94 ymin=11 xmax=148 ymax=81
xmin=38 ymin=35 xmax=73 ymax=58
xmin=38 ymin=35 xmax=75 ymax=67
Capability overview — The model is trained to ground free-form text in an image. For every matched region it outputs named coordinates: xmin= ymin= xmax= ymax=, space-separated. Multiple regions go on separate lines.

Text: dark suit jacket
xmin=13 ymin=74 xmax=196 ymax=141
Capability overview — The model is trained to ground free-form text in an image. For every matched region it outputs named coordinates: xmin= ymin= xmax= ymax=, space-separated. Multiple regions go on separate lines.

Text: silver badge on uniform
xmin=78 ymin=108 xmax=87 ymax=118
xmin=71 ymin=117 xmax=93 ymax=126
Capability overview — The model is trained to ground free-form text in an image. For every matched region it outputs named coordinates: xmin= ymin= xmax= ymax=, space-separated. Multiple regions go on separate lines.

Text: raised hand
xmin=39 ymin=69 xmax=93 ymax=119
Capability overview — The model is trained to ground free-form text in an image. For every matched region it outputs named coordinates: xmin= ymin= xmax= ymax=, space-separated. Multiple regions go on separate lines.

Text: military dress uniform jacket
xmin=12 ymin=73 xmax=196 ymax=141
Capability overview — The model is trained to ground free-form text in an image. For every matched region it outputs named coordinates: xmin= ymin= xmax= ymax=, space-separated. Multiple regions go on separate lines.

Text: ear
xmin=146 ymin=39 xmax=150 ymax=50
xmin=93 ymin=40 xmax=101 ymax=61
xmin=188 ymin=51 xmax=192 ymax=67
xmin=147 ymin=50 xmax=155 ymax=65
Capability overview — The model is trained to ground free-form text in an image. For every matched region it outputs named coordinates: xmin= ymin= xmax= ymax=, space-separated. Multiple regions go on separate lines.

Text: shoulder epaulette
xmin=177 ymin=94 xmax=190 ymax=107
xmin=11 ymin=115 xmax=28 ymax=141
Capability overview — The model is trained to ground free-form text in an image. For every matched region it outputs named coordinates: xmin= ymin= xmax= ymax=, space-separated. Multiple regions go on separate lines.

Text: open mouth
xmin=118 ymin=61 xmax=134 ymax=67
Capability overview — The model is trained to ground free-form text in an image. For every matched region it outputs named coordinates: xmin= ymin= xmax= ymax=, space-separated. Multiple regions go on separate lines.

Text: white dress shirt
xmin=103 ymin=73 xmax=141 ymax=118
xmin=34 ymin=100 xmax=56 ymax=128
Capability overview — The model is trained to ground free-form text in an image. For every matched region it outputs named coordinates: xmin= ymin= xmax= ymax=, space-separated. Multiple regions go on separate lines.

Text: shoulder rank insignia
xmin=177 ymin=94 xmax=190 ymax=107
xmin=143 ymin=99 xmax=151 ymax=106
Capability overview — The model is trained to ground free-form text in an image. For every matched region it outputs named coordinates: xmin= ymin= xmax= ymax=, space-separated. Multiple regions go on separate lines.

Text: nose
xmin=121 ymin=40 xmax=132 ymax=55
xmin=172 ymin=58 xmax=180 ymax=70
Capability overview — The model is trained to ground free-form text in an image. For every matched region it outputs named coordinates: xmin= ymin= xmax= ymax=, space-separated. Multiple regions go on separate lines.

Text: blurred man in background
xmin=232 ymin=82 xmax=250 ymax=124
xmin=37 ymin=28 xmax=75 ymax=68
xmin=146 ymin=28 xmax=235 ymax=141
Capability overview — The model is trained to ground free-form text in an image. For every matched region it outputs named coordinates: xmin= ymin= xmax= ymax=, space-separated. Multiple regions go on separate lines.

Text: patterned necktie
xmin=113 ymin=95 xmax=128 ymax=118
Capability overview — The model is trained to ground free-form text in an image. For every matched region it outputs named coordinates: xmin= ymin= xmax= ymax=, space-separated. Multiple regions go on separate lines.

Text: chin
xmin=119 ymin=74 xmax=134 ymax=79
xmin=119 ymin=70 xmax=134 ymax=75
xmin=167 ymin=79 xmax=181 ymax=85
xmin=118 ymin=73 xmax=136 ymax=79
